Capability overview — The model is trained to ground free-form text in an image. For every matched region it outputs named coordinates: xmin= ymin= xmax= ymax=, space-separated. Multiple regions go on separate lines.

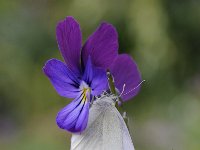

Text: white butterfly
xmin=71 ymin=93 xmax=135 ymax=150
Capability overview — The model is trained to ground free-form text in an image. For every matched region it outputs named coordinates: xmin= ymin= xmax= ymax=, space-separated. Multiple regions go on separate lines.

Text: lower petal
xmin=56 ymin=92 xmax=90 ymax=133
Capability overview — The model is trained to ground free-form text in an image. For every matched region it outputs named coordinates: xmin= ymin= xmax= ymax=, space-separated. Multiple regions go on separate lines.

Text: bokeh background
xmin=0 ymin=0 xmax=200 ymax=149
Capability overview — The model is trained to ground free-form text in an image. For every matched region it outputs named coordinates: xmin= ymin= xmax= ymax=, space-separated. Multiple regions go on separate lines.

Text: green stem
xmin=107 ymin=70 xmax=116 ymax=95
xmin=107 ymin=70 xmax=129 ymax=129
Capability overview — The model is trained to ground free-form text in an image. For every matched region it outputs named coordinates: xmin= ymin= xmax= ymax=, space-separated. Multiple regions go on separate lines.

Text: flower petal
xmin=83 ymin=57 xmax=108 ymax=96
xmin=82 ymin=22 xmax=118 ymax=69
xmin=91 ymin=67 xmax=108 ymax=96
xmin=56 ymin=16 xmax=82 ymax=76
xmin=56 ymin=92 xmax=90 ymax=133
xmin=82 ymin=56 xmax=93 ymax=85
xmin=110 ymin=54 xmax=142 ymax=101
xmin=43 ymin=59 xmax=80 ymax=98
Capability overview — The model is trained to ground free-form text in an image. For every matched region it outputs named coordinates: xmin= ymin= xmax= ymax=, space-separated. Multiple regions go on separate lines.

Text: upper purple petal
xmin=56 ymin=16 xmax=82 ymax=76
xmin=110 ymin=54 xmax=142 ymax=101
xmin=91 ymin=67 xmax=108 ymax=96
xmin=83 ymin=57 xmax=108 ymax=96
xmin=56 ymin=92 xmax=90 ymax=133
xmin=82 ymin=56 xmax=93 ymax=85
xmin=81 ymin=22 xmax=118 ymax=69
xmin=43 ymin=58 xmax=80 ymax=98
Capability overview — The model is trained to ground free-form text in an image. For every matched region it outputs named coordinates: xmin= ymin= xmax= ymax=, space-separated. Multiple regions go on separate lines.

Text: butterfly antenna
xmin=119 ymin=84 xmax=126 ymax=97
xmin=122 ymin=80 xmax=145 ymax=96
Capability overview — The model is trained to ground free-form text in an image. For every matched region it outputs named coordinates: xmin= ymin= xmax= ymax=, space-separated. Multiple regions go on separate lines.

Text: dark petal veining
xmin=56 ymin=92 xmax=90 ymax=133
xmin=56 ymin=16 xmax=82 ymax=76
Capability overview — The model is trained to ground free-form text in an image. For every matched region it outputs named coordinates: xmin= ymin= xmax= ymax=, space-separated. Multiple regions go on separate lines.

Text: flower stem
xmin=106 ymin=70 xmax=116 ymax=95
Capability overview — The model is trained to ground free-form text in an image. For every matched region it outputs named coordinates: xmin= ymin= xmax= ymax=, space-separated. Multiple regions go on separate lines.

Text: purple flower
xmin=43 ymin=16 xmax=118 ymax=133
xmin=43 ymin=16 xmax=142 ymax=133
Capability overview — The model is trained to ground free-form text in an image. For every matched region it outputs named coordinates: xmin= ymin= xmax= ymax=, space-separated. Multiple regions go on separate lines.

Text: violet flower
xmin=43 ymin=16 xmax=141 ymax=133
xmin=43 ymin=17 xmax=118 ymax=133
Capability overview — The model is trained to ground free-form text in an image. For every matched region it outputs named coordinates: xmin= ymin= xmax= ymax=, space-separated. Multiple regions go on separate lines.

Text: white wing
xmin=71 ymin=95 xmax=135 ymax=150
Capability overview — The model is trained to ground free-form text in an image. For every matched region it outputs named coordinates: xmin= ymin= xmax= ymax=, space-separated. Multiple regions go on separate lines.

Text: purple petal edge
xmin=110 ymin=54 xmax=142 ymax=101
xmin=82 ymin=22 xmax=118 ymax=70
xmin=43 ymin=58 xmax=80 ymax=98
xmin=56 ymin=16 xmax=82 ymax=76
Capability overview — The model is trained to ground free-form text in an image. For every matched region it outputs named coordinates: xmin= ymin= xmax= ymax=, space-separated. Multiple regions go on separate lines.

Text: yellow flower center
xmin=82 ymin=87 xmax=90 ymax=102
xmin=79 ymin=81 xmax=91 ymax=103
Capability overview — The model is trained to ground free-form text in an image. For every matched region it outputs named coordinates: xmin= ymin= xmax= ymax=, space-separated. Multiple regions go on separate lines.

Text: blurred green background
xmin=0 ymin=0 xmax=200 ymax=149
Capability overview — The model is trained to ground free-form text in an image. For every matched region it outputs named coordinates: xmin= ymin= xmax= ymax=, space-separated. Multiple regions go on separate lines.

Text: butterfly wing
xmin=71 ymin=96 xmax=135 ymax=150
